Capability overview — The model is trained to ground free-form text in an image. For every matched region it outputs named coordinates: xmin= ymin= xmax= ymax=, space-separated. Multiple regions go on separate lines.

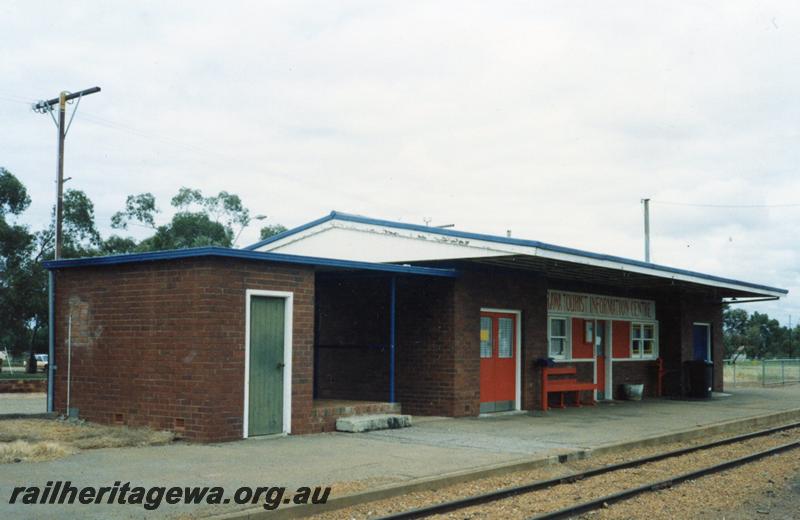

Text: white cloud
xmin=1 ymin=0 xmax=797 ymax=321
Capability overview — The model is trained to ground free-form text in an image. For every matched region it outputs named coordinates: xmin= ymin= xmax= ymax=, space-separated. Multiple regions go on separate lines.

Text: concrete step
xmin=336 ymin=414 xmax=412 ymax=433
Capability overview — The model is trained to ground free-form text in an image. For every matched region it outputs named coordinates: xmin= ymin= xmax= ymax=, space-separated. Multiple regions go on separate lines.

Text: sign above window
xmin=547 ymin=290 xmax=656 ymax=321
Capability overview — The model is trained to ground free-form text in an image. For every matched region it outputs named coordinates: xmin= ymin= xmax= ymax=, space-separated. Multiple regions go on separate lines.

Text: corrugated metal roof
xmin=245 ymin=211 xmax=788 ymax=297
xmin=42 ymin=246 xmax=458 ymax=278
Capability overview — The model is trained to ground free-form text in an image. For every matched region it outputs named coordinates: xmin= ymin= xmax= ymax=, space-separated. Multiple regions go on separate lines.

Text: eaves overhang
xmin=245 ymin=211 xmax=788 ymax=299
xmin=42 ymin=246 xmax=459 ymax=278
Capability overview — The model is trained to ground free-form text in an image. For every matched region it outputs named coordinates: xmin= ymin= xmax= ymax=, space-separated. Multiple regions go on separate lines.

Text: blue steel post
xmin=390 ymin=276 xmax=396 ymax=403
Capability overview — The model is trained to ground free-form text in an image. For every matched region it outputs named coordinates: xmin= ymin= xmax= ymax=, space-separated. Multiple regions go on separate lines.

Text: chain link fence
xmin=724 ymin=358 xmax=800 ymax=387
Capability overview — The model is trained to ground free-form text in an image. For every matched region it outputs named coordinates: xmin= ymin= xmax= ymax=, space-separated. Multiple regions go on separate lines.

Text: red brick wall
xmin=679 ymin=296 xmax=725 ymax=392
xmin=611 ymin=361 xmax=660 ymax=398
xmin=52 ymin=258 xmax=314 ymax=442
xmin=395 ymin=277 xmax=457 ymax=416
xmin=654 ymin=295 xmax=684 ymax=396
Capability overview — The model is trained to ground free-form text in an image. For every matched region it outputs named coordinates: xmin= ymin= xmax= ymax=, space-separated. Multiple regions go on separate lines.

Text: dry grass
xmin=0 ymin=418 xmax=174 ymax=464
xmin=0 ymin=440 xmax=76 ymax=463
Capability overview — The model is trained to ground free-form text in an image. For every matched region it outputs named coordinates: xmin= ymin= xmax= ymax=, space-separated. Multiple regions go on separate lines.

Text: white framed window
xmin=498 ymin=317 xmax=514 ymax=358
xmin=631 ymin=322 xmax=658 ymax=359
xmin=548 ymin=316 xmax=570 ymax=359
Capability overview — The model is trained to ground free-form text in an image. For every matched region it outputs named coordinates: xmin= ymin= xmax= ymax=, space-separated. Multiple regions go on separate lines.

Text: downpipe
xmin=47 ymin=270 xmax=55 ymax=413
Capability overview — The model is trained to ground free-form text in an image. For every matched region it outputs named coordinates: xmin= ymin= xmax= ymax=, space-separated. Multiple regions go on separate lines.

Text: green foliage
xmin=111 ymin=193 xmax=158 ymax=230
xmin=0 ymin=169 xmax=43 ymax=361
xmin=259 ymin=224 xmax=288 ymax=240
xmin=0 ymin=167 xmax=31 ymax=216
xmin=140 ymin=212 xmax=231 ymax=250
xmin=61 ymin=190 xmax=102 ymax=257
xmin=723 ymin=307 xmax=798 ymax=360
xmin=171 ymin=188 xmax=250 ymax=228
xmin=116 ymin=187 xmax=271 ymax=251
xmin=100 ymin=235 xmax=139 ymax=255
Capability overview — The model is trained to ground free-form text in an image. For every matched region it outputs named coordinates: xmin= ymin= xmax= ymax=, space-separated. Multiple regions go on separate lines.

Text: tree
xmin=723 ymin=308 xmax=749 ymax=359
xmin=259 ymin=223 xmax=288 ymax=240
xmin=0 ymin=168 xmax=34 ymax=371
xmin=111 ymin=187 xmax=272 ymax=251
xmin=1 ymin=167 xmax=105 ymax=371
xmin=722 ymin=308 xmax=799 ymax=361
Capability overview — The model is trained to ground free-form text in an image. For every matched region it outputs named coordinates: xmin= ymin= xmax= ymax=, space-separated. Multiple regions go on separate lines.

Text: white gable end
xmin=254 ymin=220 xmax=511 ymax=263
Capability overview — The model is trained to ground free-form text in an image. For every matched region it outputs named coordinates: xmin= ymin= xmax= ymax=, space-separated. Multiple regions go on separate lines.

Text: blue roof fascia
xmin=42 ymin=246 xmax=458 ymax=278
xmin=325 ymin=211 xmax=788 ymax=295
xmin=243 ymin=213 xmax=336 ymax=251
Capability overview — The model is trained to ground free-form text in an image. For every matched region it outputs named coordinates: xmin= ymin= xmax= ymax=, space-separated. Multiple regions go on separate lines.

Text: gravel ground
xmin=714 ymin=469 xmax=800 ymax=520
xmin=587 ymin=451 xmax=800 ymax=520
xmin=307 ymin=425 xmax=800 ymax=520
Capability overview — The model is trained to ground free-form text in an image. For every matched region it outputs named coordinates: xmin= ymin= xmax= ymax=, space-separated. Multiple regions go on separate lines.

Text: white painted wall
xmin=258 ymin=222 xmax=509 ymax=263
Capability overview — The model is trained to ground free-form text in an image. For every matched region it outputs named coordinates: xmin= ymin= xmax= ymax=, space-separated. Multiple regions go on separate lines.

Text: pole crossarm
xmin=31 ymin=85 xmax=101 ymax=260
xmin=32 ymin=87 xmax=101 ymax=111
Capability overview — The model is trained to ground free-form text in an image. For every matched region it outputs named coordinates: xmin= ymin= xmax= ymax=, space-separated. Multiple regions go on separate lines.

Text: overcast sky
xmin=1 ymin=1 xmax=798 ymax=322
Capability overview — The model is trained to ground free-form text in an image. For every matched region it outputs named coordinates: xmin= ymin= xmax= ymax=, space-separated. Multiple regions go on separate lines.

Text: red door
xmin=480 ymin=312 xmax=517 ymax=413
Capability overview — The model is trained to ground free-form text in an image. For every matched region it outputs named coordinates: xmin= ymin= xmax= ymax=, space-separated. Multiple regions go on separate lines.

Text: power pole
xmin=33 ymin=86 xmax=101 ymax=259
xmin=32 ymin=87 xmax=100 ymax=383
xmin=642 ymin=198 xmax=651 ymax=262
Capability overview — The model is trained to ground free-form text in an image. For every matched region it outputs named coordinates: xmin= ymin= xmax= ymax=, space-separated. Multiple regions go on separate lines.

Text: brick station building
xmin=44 ymin=211 xmax=787 ymax=442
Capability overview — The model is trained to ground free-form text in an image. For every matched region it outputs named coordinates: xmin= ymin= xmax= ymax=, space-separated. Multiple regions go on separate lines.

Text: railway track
xmin=375 ymin=421 xmax=800 ymax=520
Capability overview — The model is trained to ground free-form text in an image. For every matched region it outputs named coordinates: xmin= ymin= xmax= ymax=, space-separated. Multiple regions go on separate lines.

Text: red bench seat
xmin=541 ymin=366 xmax=598 ymax=411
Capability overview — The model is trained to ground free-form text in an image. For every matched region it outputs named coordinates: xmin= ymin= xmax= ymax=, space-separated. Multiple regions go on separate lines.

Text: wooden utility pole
xmin=32 ymin=87 xmax=100 ymax=378
xmin=33 ymin=86 xmax=101 ymax=259
xmin=55 ymin=92 xmax=66 ymax=259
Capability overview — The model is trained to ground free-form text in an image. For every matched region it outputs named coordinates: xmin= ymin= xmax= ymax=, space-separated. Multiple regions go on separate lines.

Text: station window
xmin=480 ymin=316 xmax=492 ymax=358
xmin=498 ymin=317 xmax=514 ymax=358
xmin=631 ymin=323 xmax=657 ymax=359
xmin=548 ymin=317 xmax=569 ymax=359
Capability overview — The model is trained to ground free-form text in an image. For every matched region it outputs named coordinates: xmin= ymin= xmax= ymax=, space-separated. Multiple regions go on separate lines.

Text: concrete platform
xmin=361 ymin=387 xmax=800 ymax=455
xmin=2 ymin=385 xmax=800 ymax=519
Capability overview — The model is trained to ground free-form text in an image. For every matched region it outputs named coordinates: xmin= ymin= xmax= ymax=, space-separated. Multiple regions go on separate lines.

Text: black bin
xmin=685 ymin=360 xmax=713 ymax=399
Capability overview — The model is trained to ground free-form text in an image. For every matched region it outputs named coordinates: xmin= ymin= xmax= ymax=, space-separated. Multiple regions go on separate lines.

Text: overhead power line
xmin=1 ymin=91 xmax=298 ymax=190
xmin=651 ymin=200 xmax=800 ymax=209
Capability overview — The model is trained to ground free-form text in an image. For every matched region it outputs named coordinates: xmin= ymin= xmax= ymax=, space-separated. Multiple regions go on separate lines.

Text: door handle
xmin=276 ymin=362 xmax=285 ymax=370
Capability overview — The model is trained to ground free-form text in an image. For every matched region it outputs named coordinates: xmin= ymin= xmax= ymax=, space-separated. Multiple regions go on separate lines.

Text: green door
xmin=248 ymin=296 xmax=286 ymax=436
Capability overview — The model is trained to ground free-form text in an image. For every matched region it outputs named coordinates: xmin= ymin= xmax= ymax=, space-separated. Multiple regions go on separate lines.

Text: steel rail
xmin=376 ymin=421 xmax=800 ymax=520
xmin=530 ymin=439 xmax=800 ymax=519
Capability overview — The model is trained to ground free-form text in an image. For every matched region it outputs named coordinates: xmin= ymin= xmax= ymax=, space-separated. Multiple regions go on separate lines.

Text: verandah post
xmin=389 ymin=276 xmax=396 ymax=403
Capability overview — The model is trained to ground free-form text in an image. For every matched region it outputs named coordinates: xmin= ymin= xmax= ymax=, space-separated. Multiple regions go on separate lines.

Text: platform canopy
xmin=246 ymin=211 xmax=787 ymax=300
